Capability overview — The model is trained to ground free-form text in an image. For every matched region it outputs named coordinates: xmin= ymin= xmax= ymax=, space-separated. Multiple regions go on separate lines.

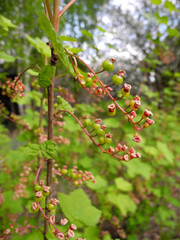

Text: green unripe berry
xmin=107 ymin=109 xmax=116 ymax=117
xmin=99 ymin=137 xmax=105 ymax=145
xmin=71 ymin=173 xmax=78 ymax=179
xmin=86 ymin=77 xmax=93 ymax=83
xmin=43 ymin=191 xmax=50 ymax=197
xmin=104 ymin=136 xmax=112 ymax=144
xmin=61 ymin=169 xmax=68 ymax=175
xmin=96 ymin=128 xmax=105 ymax=136
xmin=144 ymin=122 xmax=150 ymax=128
xmin=34 ymin=184 xmax=43 ymax=192
xmin=102 ymin=60 xmax=114 ymax=71
xmin=92 ymin=123 xmax=101 ymax=130
xmin=85 ymin=82 xmax=93 ymax=88
xmin=121 ymin=89 xmax=130 ymax=97
xmin=35 ymin=196 xmax=44 ymax=202
xmin=47 ymin=203 xmax=56 ymax=211
xmin=83 ymin=118 xmax=91 ymax=127
xmin=112 ymin=75 xmax=123 ymax=85
xmin=31 ymin=205 xmax=39 ymax=213
xmin=74 ymin=180 xmax=79 ymax=186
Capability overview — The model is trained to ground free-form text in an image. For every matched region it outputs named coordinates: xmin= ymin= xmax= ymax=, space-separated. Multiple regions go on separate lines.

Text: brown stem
xmin=53 ymin=0 xmax=59 ymax=33
xmin=44 ymin=74 xmax=55 ymax=238
xmin=44 ymin=0 xmax=54 ymax=25
xmin=95 ymin=69 xmax=104 ymax=74
xmin=44 ymin=1 xmax=59 ymax=238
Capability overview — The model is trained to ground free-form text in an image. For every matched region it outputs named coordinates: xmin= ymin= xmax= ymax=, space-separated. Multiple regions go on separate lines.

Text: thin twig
xmin=58 ymin=0 xmax=77 ymax=19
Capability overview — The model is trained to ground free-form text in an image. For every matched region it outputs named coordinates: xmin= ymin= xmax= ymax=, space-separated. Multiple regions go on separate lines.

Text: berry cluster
xmin=0 ymin=77 xmax=25 ymax=99
xmin=52 ymin=164 xmax=95 ymax=186
xmin=10 ymin=113 xmax=31 ymax=130
xmin=31 ymin=79 xmax=40 ymax=89
xmin=33 ymin=180 xmax=50 ymax=206
xmin=31 ymin=167 xmax=85 ymax=240
xmin=13 ymin=165 xmax=31 ymax=200
xmin=57 ymin=55 xmax=155 ymax=161
xmin=56 ymin=86 xmax=75 ymax=104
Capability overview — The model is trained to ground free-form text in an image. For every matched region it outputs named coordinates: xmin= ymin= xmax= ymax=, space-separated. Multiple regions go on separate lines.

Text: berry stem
xmin=69 ymin=54 xmax=139 ymax=132
xmin=34 ymin=159 xmax=45 ymax=185
xmin=58 ymin=0 xmax=77 ymax=19
xmin=56 ymin=110 xmax=126 ymax=161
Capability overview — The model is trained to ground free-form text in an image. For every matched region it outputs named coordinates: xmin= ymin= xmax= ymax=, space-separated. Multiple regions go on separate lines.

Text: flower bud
xmin=67 ymin=229 xmax=75 ymax=238
xmin=144 ymin=118 xmax=155 ymax=128
xmin=142 ymin=109 xmax=153 ymax=119
xmin=107 ymin=103 xmax=116 ymax=116
xmin=133 ymin=134 xmax=142 ymax=143
xmin=60 ymin=218 xmax=68 ymax=225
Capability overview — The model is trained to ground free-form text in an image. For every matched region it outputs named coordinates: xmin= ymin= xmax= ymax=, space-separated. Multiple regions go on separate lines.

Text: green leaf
xmin=97 ymin=26 xmax=106 ymax=33
xmin=26 ymin=230 xmax=43 ymax=240
xmin=155 ymin=12 xmax=168 ymax=25
xmin=124 ymin=159 xmax=152 ymax=180
xmin=26 ymin=34 xmax=51 ymax=57
xmin=144 ymin=13 xmax=159 ymax=24
xmin=2 ymin=191 xmax=23 ymax=214
xmin=68 ymin=47 xmax=83 ymax=54
xmin=106 ymin=43 xmax=119 ymax=51
xmin=39 ymin=12 xmax=75 ymax=76
xmin=174 ymin=72 xmax=180 ymax=78
xmin=81 ymin=30 xmax=93 ymax=39
xmin=57 ymin=95 xmax=74 ymax=113
xmin=84 ymin=226 xmax=100 ymax=240
xmin=38 ymin=65 xmax=55 ymax=88
xmin=27 ymin=91 xmax=42 ymax=107
xmin=115 ymin=177 xmax=133 ymax=192
xmin=104 ymin=118 xmax=120 ymax=128
xmin=157 ymin=141 xmax=174 ymax=165
xmin=0 ymin=14 xmax=17 ymax=35
xmin=59 ymin=189 xmax=101 ymax=227
xmin=103 ymin=234 xmax=113 ymax=240
xmin=151 ymin=0 xmax=161 ymax=5
xmin=20 ymin=143 xmax=41 ymax=156
xmin=59 ymin=36 xmax=77 ymax=42
xmin=164 ymin=1 xmax=178 ymax=12
xmin=40 ymin=140 xmax=58 ymax=159
xmin=63 ymin=116 xmax=81 ymax=132
xmin=0 ymin=51 xmax=16 ymax=62
xmin=167 ymin=28 xmax=179 ymax=38
xmin=107 ymin=193 xmax=137 ymax=216
xmin=27 ymin=69 xmax=39 ymax=76
xmin=86 ymin=175 xmax=108 ymax=191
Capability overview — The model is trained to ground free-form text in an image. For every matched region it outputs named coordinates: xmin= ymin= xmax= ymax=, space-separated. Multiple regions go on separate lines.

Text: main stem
xmin=44 ymin=0 xmax=59 ymax=238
